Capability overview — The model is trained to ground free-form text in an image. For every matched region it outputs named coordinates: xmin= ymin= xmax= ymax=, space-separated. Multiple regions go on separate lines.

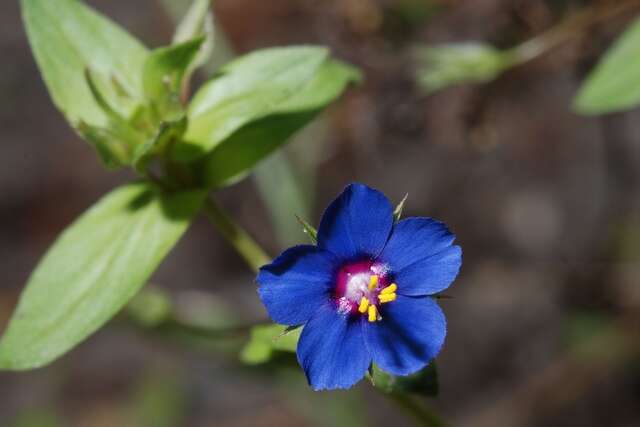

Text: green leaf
xmin=199 ymin=111 xmax=318 ymax=187
xmin=240 ymin=324 xmax=301 ymax=365
xmin=143 ymin=38 xmax=205 ymax=120
xmin=574 ymin=18 xmax=640 ymax=115
xmin=370 ymin=363 xmax=439 ymax=396
xmin=415 ymin=42 xmax=518 ymax=95
xmin=21 ymin=0 xmax=149 ymax=128
xmin=172 ymin=0 xmax=214 ymax=77
xmin=197 ymin=58 xmax=361 ymax=187
xmin=0 ymin=183 xmax=205 ymax=370
xmin=173 ymin=0 xmax=212 ymax=43
xmin=130 ymin=370 xmax=187 ymax=427
xmin=295 ymin=215 xmax=318 ymax=244
xmin=177 ymin=46 xmax=359 ymax=161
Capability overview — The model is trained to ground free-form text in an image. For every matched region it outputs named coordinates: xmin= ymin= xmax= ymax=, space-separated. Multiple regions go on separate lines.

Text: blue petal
xmin=317 ymin=183 xmax=394 ymax=261
xmin=393 ymin=245 xmax=461 ymax=296
xmin=380 ymin=218 xmax=456 ymax=270
xmin=257 ymin=245 xmax=339 ymax=326
xmin=363 ymin=295 xmax=446 ymax=376
xmin=380 ymin=218 xmax=462 ymax=296
xmin=297 ymin=303 xmax=371 ymax=390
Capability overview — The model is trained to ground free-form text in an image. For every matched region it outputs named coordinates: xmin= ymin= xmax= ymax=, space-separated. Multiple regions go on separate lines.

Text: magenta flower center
xmin=333 ymin=260 xmax=398 ymax=321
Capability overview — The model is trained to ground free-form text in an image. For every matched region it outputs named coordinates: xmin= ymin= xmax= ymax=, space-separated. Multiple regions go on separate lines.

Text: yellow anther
xmin=358 ymin=297 xmax=370 ymax=313
xmin=368 ymin=304 xmax=378 ymax=322
xmin=380 ymin=283 xmax=397 ymax=295
xmin=368 ymin=275 xmax=379 ymax=290
xmin=379 ymin=293 xmax=397 ymax=303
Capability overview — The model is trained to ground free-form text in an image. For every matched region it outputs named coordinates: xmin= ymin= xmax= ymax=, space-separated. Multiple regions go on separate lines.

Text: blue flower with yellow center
xmin=257 ymin=183 xmax=462 ymax=390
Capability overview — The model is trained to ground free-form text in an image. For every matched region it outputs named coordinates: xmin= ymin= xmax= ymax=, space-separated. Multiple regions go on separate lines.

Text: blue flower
xmin=257 ymin=183 xmax=462 ymax=390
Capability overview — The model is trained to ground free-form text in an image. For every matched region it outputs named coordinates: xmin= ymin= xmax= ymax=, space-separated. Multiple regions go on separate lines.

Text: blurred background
xmin=1 ymin=0 xmax=640 ymax=426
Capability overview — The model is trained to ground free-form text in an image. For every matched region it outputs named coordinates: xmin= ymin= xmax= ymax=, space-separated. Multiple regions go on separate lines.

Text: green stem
xmin=512 ymin=0 xmax=640 ymax=64
xmin=202 ymin=198 xmax=271 ymax=272
xmin=387 ymin=392 xmax=448 ymax=427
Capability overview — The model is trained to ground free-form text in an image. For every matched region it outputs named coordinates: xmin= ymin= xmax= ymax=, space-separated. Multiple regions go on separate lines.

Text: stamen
xmin=380 ymin=283 xmax=397 ymax=295
xmin=368 ymin=305 xmax=377 ymax=322
xmin=379 ymin=293 xmax=397 ymax=303
xmin=368 ymin=275 xmax=378 ymax=290
xmin=358 ymin=297 xmax=370 ymax=313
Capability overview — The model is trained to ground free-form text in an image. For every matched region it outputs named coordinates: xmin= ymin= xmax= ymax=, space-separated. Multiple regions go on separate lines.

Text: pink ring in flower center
xmin=333 ymin=260 xmax=397 ymax=321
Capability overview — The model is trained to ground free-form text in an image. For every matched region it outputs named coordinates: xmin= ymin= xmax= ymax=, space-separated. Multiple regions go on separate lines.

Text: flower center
xmin=333 ymin=261 xmax=398 ymax=322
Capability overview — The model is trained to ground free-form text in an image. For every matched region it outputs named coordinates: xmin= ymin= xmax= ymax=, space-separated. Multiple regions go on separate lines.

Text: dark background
xmin=1 ymin=0 xmax=639 ymax=426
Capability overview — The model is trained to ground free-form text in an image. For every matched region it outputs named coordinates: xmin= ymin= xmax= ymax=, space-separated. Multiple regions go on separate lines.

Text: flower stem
xmin=387 ymin=392 xmax=448 ymax=427
xmin=511 ymin=0 xmax=640 ymax=64
xmin=201 ymin=198 xmax=271 ymax=272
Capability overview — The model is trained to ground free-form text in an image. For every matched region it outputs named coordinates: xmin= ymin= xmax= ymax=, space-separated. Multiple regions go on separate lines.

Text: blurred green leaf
xmin=130 ymin=370 xmax=187 ymax=427
xmin=370 ymin=363 xmax=439 ymax=396
xmin=21 ymin=0 xmax=148 ymax=128
xmin=276 ymin=368 xmax=368 ymax=427
xmin=177 ymin=47 xmax=359 ymax=162
xmin=574 ymin=18 xmax=640 ymax=115
xmin=0 ymin=183 xmax=205 ymax=370
xmin=255 ymin=152 xmax=314 ymax=247
xmin=563 ymin=311 xmax=623 ymax=361
xmin=415 ymin=42 xmax=518 ymax=94
xmin=10 ymin=410 xmax=64 ymax=427
xmin=197 ymin=58 xmax=361 ymax=187
xmin=127 ymin=288 xmax=174 ymax=328
xmin=172 ymin=0 xmax=214 ymax=80
xmin=143 ymin=38 xmax=205 ymax=120
xmin=240 ymin=324 xmax=301 ymax=365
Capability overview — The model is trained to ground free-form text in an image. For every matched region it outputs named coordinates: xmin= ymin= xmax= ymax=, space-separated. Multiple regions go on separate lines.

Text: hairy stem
xmin=202 ymin=198 xmax=271 ymax=272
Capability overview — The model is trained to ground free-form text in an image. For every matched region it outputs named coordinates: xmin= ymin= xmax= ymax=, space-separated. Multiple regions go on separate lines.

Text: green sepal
xmin=295 ymin=215 xmax=318 ymax=244
xmin=393 ymin=194 xmax=409 ymax=222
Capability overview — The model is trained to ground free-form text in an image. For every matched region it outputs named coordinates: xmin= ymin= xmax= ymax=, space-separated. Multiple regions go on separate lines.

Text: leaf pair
xmin=23 ymin=0 xmax=360 ymax=187
xmin=3 ymin=1 xmax=360 ymax=371
xmin=21 ymin=0 xmax=211 ymax=170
